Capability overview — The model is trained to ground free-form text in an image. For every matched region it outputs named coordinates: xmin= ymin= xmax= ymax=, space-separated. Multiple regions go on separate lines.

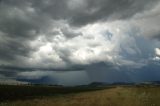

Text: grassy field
xmin=0 ymin=85 xmax=160 ymax=106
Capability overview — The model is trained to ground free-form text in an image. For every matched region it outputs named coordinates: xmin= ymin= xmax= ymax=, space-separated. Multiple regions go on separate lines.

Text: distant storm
xmin=0 ymin=0 xmax=160 ymax=85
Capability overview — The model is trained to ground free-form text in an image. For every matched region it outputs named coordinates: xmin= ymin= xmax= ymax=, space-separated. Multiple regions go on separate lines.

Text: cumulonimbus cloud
xmin=0 ymin=0 xmax=160 ymax=85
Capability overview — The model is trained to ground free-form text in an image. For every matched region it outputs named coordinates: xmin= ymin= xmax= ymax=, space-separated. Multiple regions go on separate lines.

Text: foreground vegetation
xmin=0 ymin=85 xmax=160 ymax=106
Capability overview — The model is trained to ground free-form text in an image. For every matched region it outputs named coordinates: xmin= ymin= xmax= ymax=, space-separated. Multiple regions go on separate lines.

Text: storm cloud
xmin=0 ymin=0 xmax=160 ymax=85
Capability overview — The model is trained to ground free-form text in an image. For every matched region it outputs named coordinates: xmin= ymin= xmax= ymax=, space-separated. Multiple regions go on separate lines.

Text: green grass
xmin=0 ymin=85 xmax=160 ymax=106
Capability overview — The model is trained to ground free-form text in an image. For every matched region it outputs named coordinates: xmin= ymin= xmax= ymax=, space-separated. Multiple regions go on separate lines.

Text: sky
xmin=0 ymin=0 xmax=160 ymax=86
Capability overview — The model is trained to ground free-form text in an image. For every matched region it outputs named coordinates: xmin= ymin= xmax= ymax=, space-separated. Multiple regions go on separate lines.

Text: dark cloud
xmin=0 ymin=0 xmax=160 ymax=85
xmin=68 ymin=0 xmax=158 ymax=26
xmin=153 ymin=33 xmax=160 ymax=41
xmin=0 ymin=0 xmax=158 ymax=62
xmin=17 ymin=76 xmax=58 ymax=85
xmin=86 ymin=61 xmax=160 ymax=83
xmin=13 ymin=61 xmax=160 ymax=85
xmin=1 ymin=0 xmax=158 ymax=26
xmin=0 ymin=0 xmax=54 ymax=64
xmin=0 ymin=64 xmax=85 ymax=72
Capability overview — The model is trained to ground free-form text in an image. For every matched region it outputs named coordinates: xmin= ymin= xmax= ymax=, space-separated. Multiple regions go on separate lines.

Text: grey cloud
xmin=2 ymin=0 xmax=158 ymax=26
xmin=16 ymin=70 xmax=90 ymax=86
xmin=61 ymin=28 xmax=82 ymax=38
xmin=0 ymin=0 xmax=160 ymax=85
xmin=14 ymin=60 xmax=159 ymax=85
xmin=0 ymin=63 xmax=86 ymax=73
xmin=0 ymin=0 xmax=54 ymax=64
xmin=69 ymin=0 xmax=159 ymax=26
xmin=86 ymin=61 xmax=160 ymax=83
xmin=153 ymin=34 xmax=160 ymax=41
xmin=130 ymin=2 xmax=160 ymax=40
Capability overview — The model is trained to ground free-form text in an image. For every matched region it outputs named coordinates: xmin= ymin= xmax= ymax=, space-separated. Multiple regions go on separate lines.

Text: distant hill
xmin=85 ymin=81 xmax=160 ymax=87
xmin=88 ymin=82 xmax=108 ymax=87
xmin=138 ymin=81 xmax=160 ymax=85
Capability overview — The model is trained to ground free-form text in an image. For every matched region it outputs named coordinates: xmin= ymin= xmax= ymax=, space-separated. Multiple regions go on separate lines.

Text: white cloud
xmin=155 ymin=48 xmax=160 ymax=56
xmin=17 ymin=19 xmax=153 ymax=69
xmin=153 ymin=56 xmax=160 ymax=61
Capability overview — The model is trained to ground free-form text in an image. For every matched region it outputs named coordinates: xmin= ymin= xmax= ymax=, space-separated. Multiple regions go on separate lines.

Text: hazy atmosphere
xmin=0 ymin=0 xmax=160 ymax=86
